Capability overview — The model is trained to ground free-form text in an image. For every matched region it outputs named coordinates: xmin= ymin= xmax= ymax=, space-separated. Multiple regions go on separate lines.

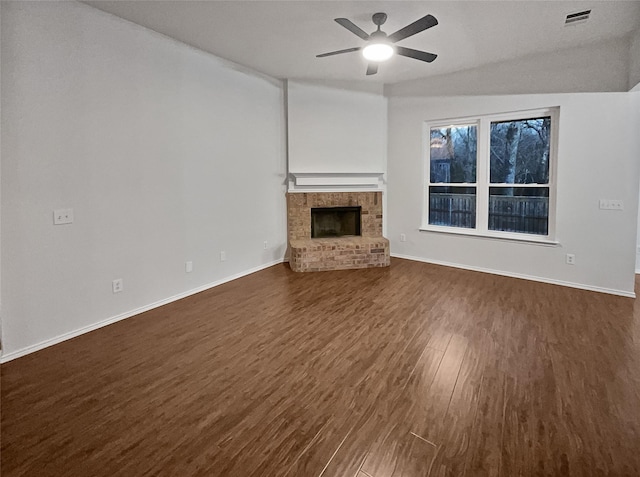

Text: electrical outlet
xmin=112 ymin=278 xmax=123 ymax=293
xmin=263 ymin=241 xmax=268 ymax=250
xmin=400 ymin=233 xmax=407 ymax=242
xmin=185 ymin=261 xmax=193 ymax=273
xmin=220 ymin=251 xmax=227 ymax=262
xmin=53 ymin=208 xmax=74 ymax=225
xmin=566 ymin=254 xmax=576 ymax=265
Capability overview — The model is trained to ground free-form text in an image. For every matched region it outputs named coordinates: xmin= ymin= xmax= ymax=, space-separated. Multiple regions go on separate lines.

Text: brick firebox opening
xmin=286 ymin=192 xmax=390 ymax=272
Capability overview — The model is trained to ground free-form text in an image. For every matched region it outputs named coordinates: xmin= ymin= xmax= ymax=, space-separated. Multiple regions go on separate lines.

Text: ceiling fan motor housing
xmin=372 ymin=12 xmax=387 ymax=27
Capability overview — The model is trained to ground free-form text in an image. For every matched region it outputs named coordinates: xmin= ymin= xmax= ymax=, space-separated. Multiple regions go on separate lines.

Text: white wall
xmin=388 ymin=37 xmax=631 ymax=97
xmin=0 ymin=1 xmax=3 ymax=352
xmin=631 ymin=54 xmax=640 ymax=272
xmin=388 ymin=93 xmax=640 ymax=296
xmin=633 ymin=90 xmax=640 ymax=273
xmin=287 ymin=81 xmax=387 ymax=173
xmin=1 ymin=1 xmax=287 ymax=359
xmin=630 ymin=30 xmax=640 ymax=91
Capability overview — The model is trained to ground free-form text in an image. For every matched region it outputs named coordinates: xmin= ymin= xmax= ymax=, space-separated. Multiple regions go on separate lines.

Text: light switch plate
xmin=599 ymin=199 xmax=624 ymax=210
xmin=54 ymin=208 xmax=74 ymax=225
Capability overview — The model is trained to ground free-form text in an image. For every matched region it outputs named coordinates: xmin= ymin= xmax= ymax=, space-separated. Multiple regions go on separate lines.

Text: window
xmin=424 ymin=108 xmax=557 ymax=241
xmin=428 ymin=124 xmax=477 ymax=229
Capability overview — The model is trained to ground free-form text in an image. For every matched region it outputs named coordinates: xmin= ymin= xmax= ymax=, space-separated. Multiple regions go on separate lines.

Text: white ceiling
xmin=84 ymin=1 xmax=640 ymax=85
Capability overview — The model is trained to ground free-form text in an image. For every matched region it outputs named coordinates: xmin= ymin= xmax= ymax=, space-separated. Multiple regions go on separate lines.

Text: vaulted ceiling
xmin=84 ymin=1 xmax=640 ymax=85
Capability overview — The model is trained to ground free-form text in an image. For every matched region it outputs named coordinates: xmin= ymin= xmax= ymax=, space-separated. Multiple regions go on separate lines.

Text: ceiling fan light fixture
xmin=318 ymin=13 xmax=438 ymax=75
xmin=362 ymin=43 xmax=394 ymax=62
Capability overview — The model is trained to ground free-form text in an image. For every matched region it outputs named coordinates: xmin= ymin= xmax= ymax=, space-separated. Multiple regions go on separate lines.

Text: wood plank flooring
xmin=3 ymin=258 xmax=640 ymax=476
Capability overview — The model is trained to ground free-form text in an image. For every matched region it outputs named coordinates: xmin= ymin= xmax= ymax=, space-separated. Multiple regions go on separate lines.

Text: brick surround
xmin=287 ymin=192 xmax=390 ymax=272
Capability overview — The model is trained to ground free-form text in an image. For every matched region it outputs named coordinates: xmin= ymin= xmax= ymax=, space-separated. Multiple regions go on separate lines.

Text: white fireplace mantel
xmin=288 ymin=172 xmax=385 ymax=193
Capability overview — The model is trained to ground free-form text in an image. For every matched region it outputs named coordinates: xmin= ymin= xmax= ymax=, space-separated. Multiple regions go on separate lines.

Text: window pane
xmin=490 ymin=117 xmax=550 ymax=184
xmin=430 ymin=125 xmax=477 ymax=183
xmin=429 ymin=186 xmax=476 ymax=228
xmin=489 ymin=187 xmax=549 ymax=235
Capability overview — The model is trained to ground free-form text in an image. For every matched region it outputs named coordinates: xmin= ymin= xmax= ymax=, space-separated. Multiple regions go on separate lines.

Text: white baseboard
xmin=391 ymin=253 xmax=636 ymax=298
xmin=0 ymin=259 xmax=285 ymax=363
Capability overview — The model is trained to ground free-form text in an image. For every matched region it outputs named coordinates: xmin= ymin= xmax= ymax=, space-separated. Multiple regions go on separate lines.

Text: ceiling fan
xmin=317 ymin=12 xmax=438 ymax=76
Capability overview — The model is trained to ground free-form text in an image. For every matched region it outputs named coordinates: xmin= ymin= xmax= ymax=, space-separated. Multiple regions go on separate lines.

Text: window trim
xmin=422 ymin=107 xmax=559 ymax=242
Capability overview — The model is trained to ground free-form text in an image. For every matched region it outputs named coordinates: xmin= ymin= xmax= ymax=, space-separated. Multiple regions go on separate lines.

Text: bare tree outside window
xmin=426 ymin=110 xmax=556 ymax=238
xmin=490 ymin=117 xmax=550 ymax=185
xmin=489 ymin=117 xmax=551 ymax=234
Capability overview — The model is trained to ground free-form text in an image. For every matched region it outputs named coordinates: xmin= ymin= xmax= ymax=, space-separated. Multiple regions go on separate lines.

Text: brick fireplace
xmin=287 ymin=191 xmax=390 ymax=272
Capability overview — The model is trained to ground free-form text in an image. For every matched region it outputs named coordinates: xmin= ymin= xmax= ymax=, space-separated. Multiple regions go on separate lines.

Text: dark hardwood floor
xmin=3 ymin=258 xmax=640 ymax=476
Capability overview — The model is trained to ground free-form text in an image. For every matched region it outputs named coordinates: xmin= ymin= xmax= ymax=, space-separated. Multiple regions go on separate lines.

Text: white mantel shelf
xmin=288 ymin=172 xmax=385 ymax=193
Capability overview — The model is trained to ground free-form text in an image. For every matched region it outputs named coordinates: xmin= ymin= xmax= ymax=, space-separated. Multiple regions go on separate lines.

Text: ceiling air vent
xmin=565 ymin=9 xmax=591 ymax=26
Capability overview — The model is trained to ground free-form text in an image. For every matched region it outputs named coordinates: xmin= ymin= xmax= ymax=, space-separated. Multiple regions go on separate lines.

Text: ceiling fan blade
xmin=388 ymin=14 xmax=438 ymax=43
xmin=366 ymin=63 xmax=378 ymax=76
xmin=335 ymin=18 xmax=370 ymax=40
xmin=396 ymin=46 xmax=437 ymax=63
xmin=316 ymin=47 xmax=361 ymax=58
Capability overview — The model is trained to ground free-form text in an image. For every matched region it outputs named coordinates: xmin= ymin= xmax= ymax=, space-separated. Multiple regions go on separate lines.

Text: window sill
xmin=419 ymin=226 xmax=560 ymax=246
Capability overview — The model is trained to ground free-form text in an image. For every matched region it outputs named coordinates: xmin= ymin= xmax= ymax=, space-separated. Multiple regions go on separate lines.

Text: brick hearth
xmin=287 ymin=192 xmax=390 ymax=272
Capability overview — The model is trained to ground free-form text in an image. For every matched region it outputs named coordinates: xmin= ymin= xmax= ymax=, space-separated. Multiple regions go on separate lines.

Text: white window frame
xmin=421 ymin=107 xmax=559 ymax=244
